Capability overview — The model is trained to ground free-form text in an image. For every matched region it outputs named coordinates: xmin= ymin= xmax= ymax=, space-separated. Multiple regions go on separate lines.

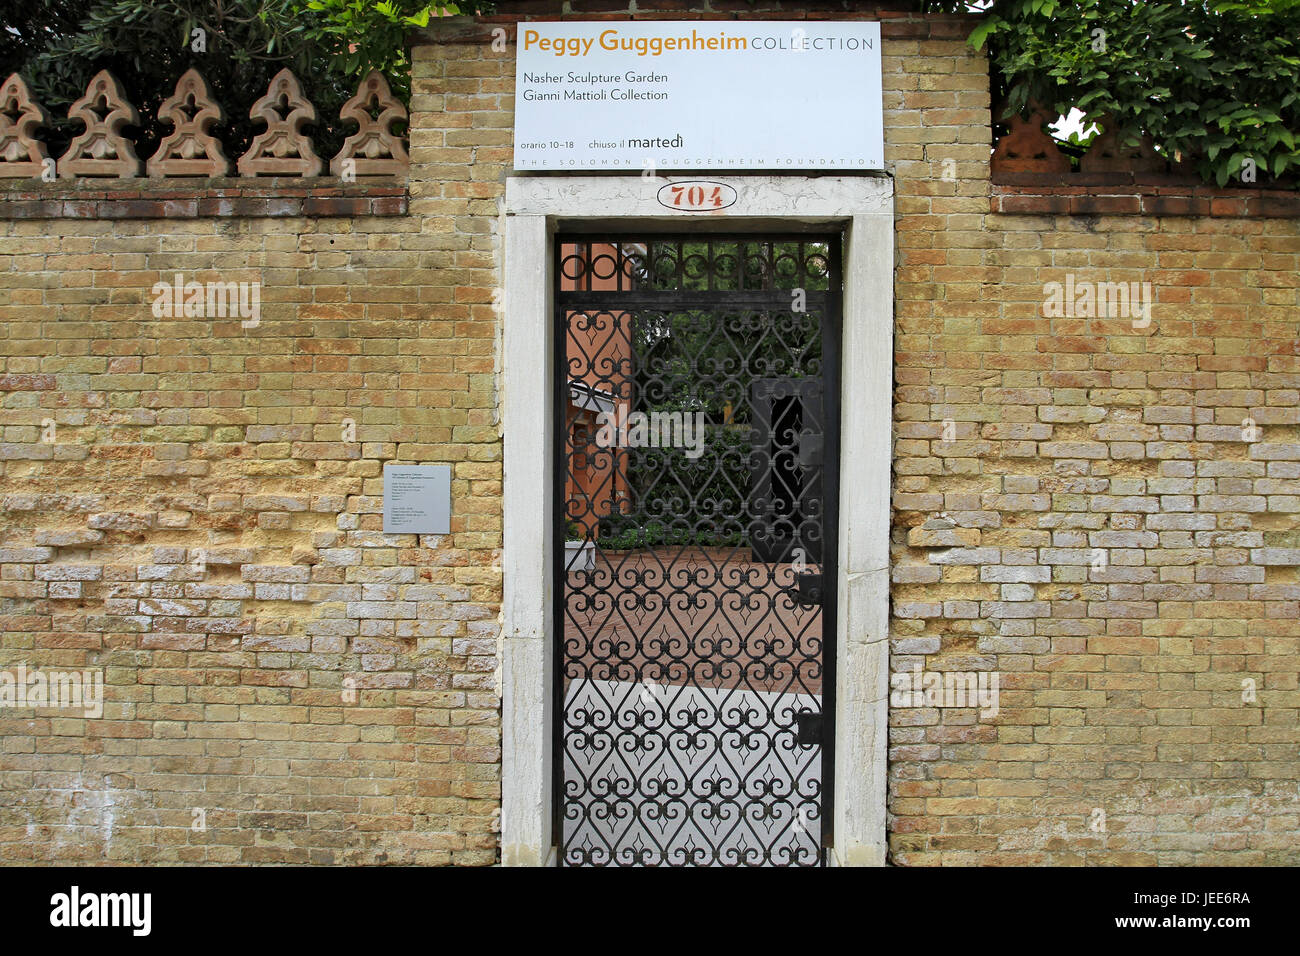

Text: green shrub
xmin=928 ymin=0 xmax=1300 ymax=187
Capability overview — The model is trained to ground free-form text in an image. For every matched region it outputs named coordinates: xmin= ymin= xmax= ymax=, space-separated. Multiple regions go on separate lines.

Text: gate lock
xmin=793 ymin=573 xmax=823 ymax=607
xmin=796 ymin=710 xmax=824 ymax=746
xmin=797 ymin=430 xmax=823 ymax=468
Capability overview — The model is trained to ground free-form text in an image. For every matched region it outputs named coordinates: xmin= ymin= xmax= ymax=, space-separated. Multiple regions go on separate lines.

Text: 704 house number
xmin=656 ymin=181 xmax=739 ymax=212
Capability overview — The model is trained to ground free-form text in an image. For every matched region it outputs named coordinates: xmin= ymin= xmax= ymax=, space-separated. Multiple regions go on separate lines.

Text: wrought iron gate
xmin=554 ymin=235 xmax=841 ymax=866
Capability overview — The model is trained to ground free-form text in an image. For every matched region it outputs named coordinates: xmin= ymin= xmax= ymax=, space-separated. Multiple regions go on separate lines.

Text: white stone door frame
xmin=500 ymin=175 xmax=893 ymax=866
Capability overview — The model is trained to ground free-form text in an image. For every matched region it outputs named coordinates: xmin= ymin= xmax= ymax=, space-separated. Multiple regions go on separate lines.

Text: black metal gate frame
xmin=551 ymin=233 xmax=843 ymax=865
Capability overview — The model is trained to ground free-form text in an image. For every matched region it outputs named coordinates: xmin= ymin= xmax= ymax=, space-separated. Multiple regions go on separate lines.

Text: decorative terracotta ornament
xmin=330 ymin=71 xmax=409 ymax=178
xmin=59 ymin=69 xmax=142 ymax=178
xmin=237 ymin=69 xmax=322 ymax=177
xmin=148 ymin=69 xmax=230 ymax=177
xmin=0 ymin=73 xmax=52 ymax=178
xmin=991 ymin=104 xmax=1070 ymax=175
xmin=1079 ymin=118 xmax=1165 ymax=174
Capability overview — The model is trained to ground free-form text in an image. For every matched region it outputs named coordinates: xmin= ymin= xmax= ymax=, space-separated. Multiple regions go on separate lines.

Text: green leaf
xmin=967 ymin=18 xmax=1000 ymax=51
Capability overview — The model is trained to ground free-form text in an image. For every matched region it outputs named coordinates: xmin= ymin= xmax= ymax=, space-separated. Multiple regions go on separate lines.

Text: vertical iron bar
xmin=551 ymin=239 xmax=569 ymax=861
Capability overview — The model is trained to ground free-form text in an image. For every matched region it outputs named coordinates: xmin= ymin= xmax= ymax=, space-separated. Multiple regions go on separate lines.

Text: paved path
xmin=560 ymin=678 xmax=824 ymax=866
xmin=563 ymin=546 xmax=825 ymax=695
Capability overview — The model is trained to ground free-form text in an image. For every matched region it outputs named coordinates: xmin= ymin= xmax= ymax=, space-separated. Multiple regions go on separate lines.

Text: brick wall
xmin=0 ymin=193 xmax=500 ymax=861
xmin=880 ymin=29 xmax=1300 ymax=865
xmin=1 ymin=0 xmax=1297 ymax=865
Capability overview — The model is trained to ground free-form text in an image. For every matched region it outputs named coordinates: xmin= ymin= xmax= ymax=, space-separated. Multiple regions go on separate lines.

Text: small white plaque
xmin=383 ymin=464 xmax=451 ymax=535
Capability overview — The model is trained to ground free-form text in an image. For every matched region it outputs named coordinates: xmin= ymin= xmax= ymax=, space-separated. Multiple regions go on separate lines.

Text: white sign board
xmin=514 ymin=20 xmax=883 ymax=171
xmin=383 ymin=464 xmax=451 ymax=535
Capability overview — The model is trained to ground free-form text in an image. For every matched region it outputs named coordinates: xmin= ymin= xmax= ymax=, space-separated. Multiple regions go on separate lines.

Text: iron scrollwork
xmin=555 ymin=236 xmax=841 ymax=866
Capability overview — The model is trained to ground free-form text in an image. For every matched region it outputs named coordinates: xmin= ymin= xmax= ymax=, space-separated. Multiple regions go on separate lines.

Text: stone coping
xmin=0 ymin=179 xmax=408 ymax=219
xmin=991 ymin=177 xmax=1300 ymax=218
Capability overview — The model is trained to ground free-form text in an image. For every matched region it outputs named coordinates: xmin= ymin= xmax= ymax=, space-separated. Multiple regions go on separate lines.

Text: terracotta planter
xmin=564 ymin=540 xmax=595 ymax=572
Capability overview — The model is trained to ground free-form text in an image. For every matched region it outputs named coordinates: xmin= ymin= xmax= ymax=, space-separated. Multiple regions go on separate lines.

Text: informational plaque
xmin=514 ymin=20 xmax=884 ymax=171
xmin=383 ymin=464 xmax=451 ymax=535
